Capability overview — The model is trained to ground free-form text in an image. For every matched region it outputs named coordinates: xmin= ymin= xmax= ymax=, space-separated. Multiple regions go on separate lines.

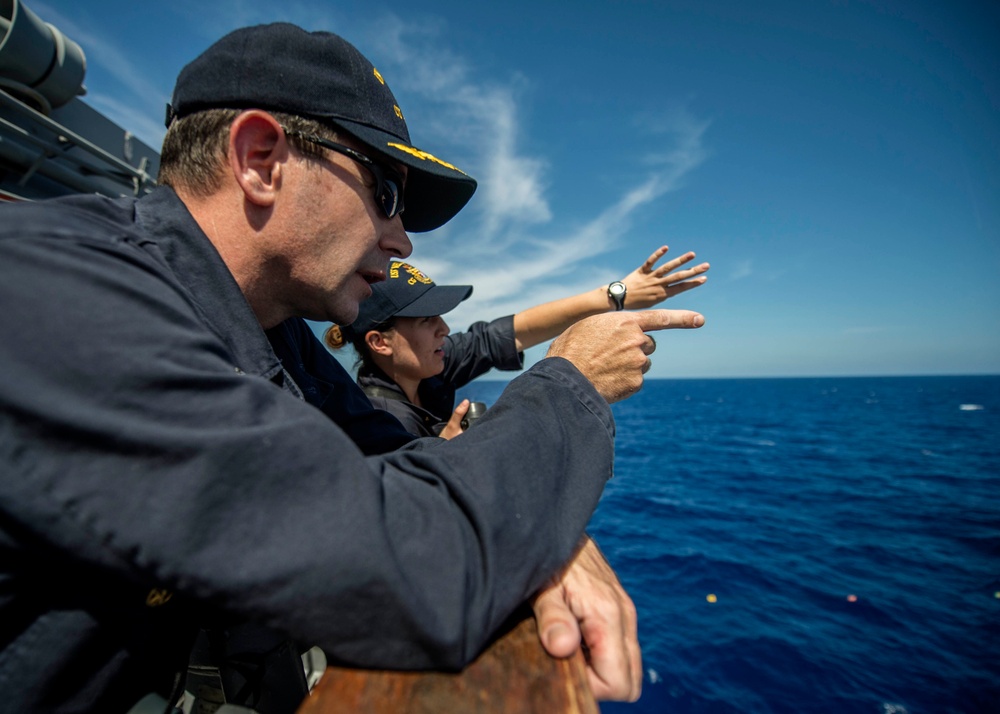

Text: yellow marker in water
xmin=706 ymin=593 xmax=717 ymax=603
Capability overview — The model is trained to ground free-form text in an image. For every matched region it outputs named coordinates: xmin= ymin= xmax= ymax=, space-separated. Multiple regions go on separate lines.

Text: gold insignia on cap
xmin=389 ymin=261 xmax=433 ymax=285
xmin=403 ymin=264 xmax=433 ymax=286
xmin=373 ymin=67 xmax=385 ymax=85
xmin=145 ymin=588 xmax=173 ymax=607
xmin=393 ymin=105 xmax=404 ymax=120
xmin=386 ymin=143 xmax=468 ymax=175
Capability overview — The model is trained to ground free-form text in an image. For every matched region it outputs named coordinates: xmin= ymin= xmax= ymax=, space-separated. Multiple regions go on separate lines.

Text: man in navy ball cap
xmin=0 ymin=20 xmax=706 ymax=713
xmin=166 ymin=22 xmax=476 ymax=233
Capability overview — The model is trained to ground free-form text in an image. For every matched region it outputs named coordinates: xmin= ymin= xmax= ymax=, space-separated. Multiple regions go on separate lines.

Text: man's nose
xmin=381 ymin=218 xmax=412 ymax=258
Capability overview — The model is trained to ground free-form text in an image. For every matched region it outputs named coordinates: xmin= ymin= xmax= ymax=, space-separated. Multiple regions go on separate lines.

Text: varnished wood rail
xmin=296 ymin=615 xmax=599 ymax=714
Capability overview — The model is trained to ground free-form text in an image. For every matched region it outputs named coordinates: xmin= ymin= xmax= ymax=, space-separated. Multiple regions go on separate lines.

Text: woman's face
xmin=385 ymin=315 xmax=450 ymax=380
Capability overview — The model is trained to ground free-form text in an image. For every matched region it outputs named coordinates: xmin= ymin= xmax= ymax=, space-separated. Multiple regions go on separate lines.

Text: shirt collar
xmin=133 ymin=186 xmax=284 ymax=382
xmin=356 ymin=363 xmax=406 ymax=395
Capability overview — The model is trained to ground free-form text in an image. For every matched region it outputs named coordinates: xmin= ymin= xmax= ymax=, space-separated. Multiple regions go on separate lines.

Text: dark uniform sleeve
xmin=418 ymin=315 xmax=525 ymax=420
xmin=441 ymin=315 xmax=524 ymax=388
xmin=0 ymin=222 xmax=614 ymax=673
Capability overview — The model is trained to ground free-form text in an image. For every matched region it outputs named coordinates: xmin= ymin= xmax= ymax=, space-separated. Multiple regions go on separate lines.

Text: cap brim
xmin=395 ymin=284 xmax=473 ymax=318
xmin=332 ymin=119 xmax=477 ymax=232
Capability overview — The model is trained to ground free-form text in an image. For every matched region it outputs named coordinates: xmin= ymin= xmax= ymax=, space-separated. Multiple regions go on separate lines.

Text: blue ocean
xmin=458 ymin=376 xmax=1000 ymax=714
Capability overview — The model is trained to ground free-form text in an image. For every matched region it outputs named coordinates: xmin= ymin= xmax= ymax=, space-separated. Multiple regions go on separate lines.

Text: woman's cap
xmin=166 ymin=22 xmax=476 ymax=232
xmin=347 ymin=262 xmax=472 ymax=336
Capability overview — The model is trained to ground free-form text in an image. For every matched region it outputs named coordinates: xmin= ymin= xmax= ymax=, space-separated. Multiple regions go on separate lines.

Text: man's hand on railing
xmin=531 ymin=536 xmax=642 ymax=702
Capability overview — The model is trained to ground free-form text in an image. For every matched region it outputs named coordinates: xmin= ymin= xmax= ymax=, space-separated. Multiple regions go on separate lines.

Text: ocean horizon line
xmin=472 ymin=372 xmax=1000 ymax=383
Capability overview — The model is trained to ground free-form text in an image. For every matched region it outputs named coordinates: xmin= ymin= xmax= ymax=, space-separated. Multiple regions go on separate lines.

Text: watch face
xmin=609 ymin=281 xmax=626 ymax=309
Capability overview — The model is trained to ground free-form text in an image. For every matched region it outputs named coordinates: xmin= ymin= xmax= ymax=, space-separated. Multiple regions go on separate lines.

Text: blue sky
xmin=32 ymin=0 xmax=999 ymax=378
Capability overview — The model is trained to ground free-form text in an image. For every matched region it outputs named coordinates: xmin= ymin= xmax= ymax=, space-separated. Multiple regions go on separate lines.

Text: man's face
xmin=276 ymin=138 xmax=412 ymax=325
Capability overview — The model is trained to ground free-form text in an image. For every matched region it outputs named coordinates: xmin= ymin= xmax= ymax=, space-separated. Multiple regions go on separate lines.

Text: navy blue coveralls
xmin=0 ymin=187 xmax=615 ymax=712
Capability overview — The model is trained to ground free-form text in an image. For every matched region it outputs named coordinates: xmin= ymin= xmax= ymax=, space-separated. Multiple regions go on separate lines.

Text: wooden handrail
xmin=296 ymin=614 xmax=599 ymax=714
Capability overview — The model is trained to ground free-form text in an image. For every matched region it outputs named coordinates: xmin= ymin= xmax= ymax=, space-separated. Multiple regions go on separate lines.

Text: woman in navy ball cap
xmin=327 ymin=246 xmax=709 ymax=437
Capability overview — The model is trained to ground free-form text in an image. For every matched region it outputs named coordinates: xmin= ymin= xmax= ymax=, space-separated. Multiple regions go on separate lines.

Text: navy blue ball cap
xmin=346 ymin=261 xmax=472 ymax=336
xmin=167 ymin=22 xmax=476 ymax=232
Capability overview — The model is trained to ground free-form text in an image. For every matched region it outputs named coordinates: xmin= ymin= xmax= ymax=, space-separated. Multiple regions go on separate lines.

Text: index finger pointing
xmin=632 ymin=309 xmax=706 ymax=332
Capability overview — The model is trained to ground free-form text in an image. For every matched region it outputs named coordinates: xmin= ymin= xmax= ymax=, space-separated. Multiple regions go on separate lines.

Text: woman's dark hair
xmin=323 ymin=318 xmax=397 ymax=371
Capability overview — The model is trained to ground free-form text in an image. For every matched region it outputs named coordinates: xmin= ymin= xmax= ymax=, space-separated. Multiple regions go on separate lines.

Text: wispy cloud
xmin=366 ymin=17 xmax=553 ymax=244
xmin=364 ymin=15 xmax=710 ymax=329
xmin=432 ymin=135 xmax=710 ymax=328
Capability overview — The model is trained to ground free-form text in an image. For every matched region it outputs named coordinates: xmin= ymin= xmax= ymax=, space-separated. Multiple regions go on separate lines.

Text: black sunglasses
xmin=282 ymin=127 xmax=405 ymax=220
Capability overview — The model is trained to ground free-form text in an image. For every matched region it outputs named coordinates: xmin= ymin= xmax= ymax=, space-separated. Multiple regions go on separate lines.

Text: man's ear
xmin=228 ymin=111 xmax=287 ymax=208
xmin=366 ymin=330 xmax=393 ymax=356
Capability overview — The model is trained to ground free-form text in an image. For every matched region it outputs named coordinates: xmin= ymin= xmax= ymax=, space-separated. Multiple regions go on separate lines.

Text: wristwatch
xmin=607 ymin=281 xmax=627 ymax=311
